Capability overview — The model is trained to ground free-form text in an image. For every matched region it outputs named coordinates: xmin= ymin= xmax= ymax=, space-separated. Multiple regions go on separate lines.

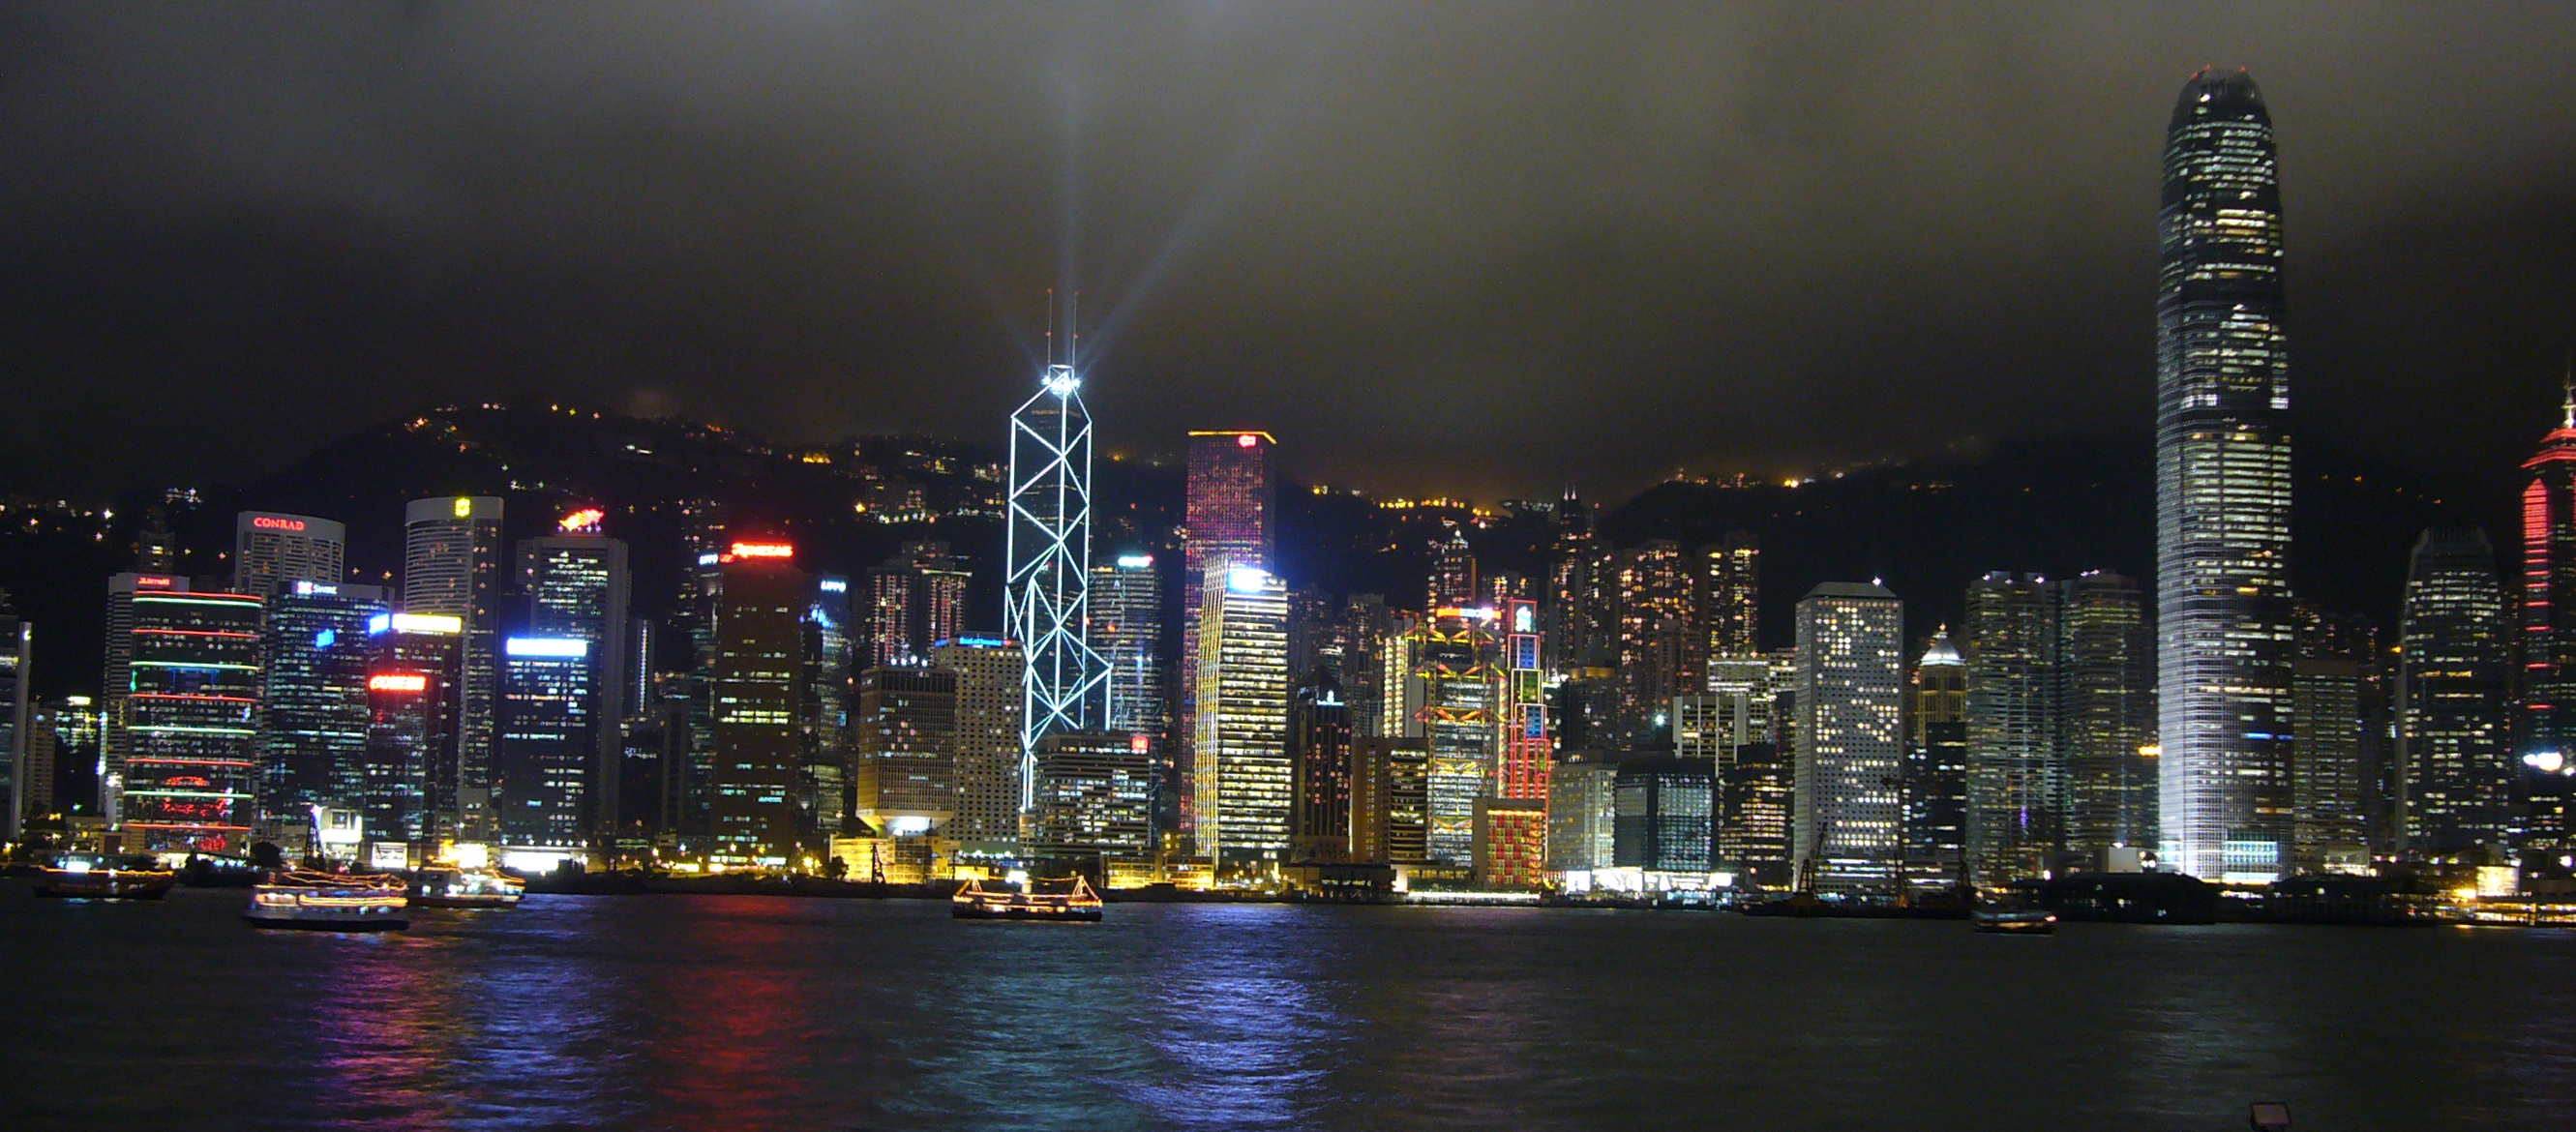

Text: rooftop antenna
xmin=2562 ymin=346 xmax=2572 ymax=431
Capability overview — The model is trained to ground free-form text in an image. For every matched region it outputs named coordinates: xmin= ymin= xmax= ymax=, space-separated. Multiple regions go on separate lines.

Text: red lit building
xmin=1180 ymin=431 xmax=1274 ymax=835
xmin=103 ymin=575 xmax=265 ymax=855
xmin=2518 ymin=387 xmax=2576 ymax=853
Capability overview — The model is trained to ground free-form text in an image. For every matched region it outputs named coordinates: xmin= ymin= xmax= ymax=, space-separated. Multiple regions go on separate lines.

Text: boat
xmin=32 ymin=853 xmax=175 ymax=900
xmin=952 ymin=876 xmax=1104 ymax=922
xmin=244 ymin=869 xmax=409 ymax=931
xmin=1970 ymin=908 xmax=2059 ymax=935
xmin=410 ymin=867 xmax=524 ymax=909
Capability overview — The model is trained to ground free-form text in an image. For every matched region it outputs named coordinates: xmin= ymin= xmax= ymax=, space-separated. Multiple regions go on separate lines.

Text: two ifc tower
xmin=1003 ymin=292 xmax=1112 ymax=809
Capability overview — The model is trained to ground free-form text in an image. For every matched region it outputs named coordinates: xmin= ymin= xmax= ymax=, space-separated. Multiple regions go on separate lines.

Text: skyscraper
xmin=1614 ymin=540 xmax=1697 ymax=744
xmin=1702 ymin=532 xmax=1760 ymax=660
xmin=515 ymin=519 xmax=631 ymax=842
xmin=1027 ymin=731 xmax=1154 ymax=863
xmin=1793 ymin=582 xmax=1903 ymax=893
xmin=1193 ymin=564 xmax=1290 ymax=879
xmin=496 ymin=635 xmax=595 ymax=860
xmin=862 ymin=541 xmax=972 ymax=669
xmin=103 ymin=575 xmax=264 ymax=853
xmin=2516 ymin=383 xmax=2576 ymax=854
xmin=256 ymin=581 xmax=386 ymax=831
xmin=0 ymin=610 xmax=27 ymax=843
xmin=2398 ymin=528 xmax=2510 ymax=855
xmin=931 ymin=638 xmax=1025 ymax=844
xmin=707 ymin=540 xmax=806 ymax=867
xmin=1903 ymin=630 xmax=1968 ymax=886
xmin=1006 ymin=356 xmax=1110 ymax=793
xmin=232 ymin=512 xmax=344 ymax=598
xmin=852 ymin=664 xmax=956 ymax=836
xmin=2156 ymin=67 xmax=2294 ymax=882
xmin=1613 ymin=756 xmax=1714 ymax=876
xmin=1411 ymin=605 xmax=1501 ymax=865
xmin=1181 ymin=430 xmax=1274 ymax=829
xmin=1964 ymin=573 xmax=2060 ymax=886
xmin=404 ymin=495 xmax=504 ymax=844
xmin=2058 ymin=572 xmax=2157 ymax=860
xmin=2290 ymin=658 xmax=2368 ymax=873
xmin=1092 ymin=552 xmax=1167 ymax=737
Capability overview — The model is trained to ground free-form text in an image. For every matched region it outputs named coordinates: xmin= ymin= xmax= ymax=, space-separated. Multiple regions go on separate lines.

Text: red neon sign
xmin=729 ymin=542 xmax=794 ymax=559
xmin=1237 ymin=433 xmax=1258 ymax=448
xmin=135 ymin=576 xmax=174 ymax=588
xmin=250 ymin=516 xmax=307 ymax=531
xmin=369 ymin=672 xmax=428 ymax=693
xmin=559 ymin=508 xmax=605 ymax=532
xmin=1129 ymin=733 xmax=1152 ymax=753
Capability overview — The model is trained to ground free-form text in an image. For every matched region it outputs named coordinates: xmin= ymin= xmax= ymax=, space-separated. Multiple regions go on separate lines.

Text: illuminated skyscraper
xmin=1615 ymin=540 xmax=1698 ymax=743
xmin=2517 ymin=384 xmax=2576 ymax=852
xmin=496 ymin=635 xmax=594 ymax=858
xmin=103 ymin=575 xmax=264 ymax=853
xmin=256 ymin=581 xmax=385 ymax=829
xmin=1005 ymin=356 xmax=1110 ymax=793
xmin=1613 ymin=757 xmax=1713 ymax=876
xmin=1428 ymin=527 xmax=1478 ymax=610
xmin=362 ymin=628 xmax=456 ymax=869
xmin=1902 ymin=631 xmax=1968 ymax=886
xmin=2156 ymin=68 xmax=2294 ymax=881
xmin=2057 ymin=572 xmax=2157 ymax=860
xmin=515 ymin=519 xmax=630 ymax=841
xmin=404 ymin=495 xmax=504 ymax=843
xmin=1181 ymin=430 xmax=1274 ymax=828
xmin=1702 ymin=532 xmax=1760 ymax=660
xmin=232 ymin=512 xmax=344 ymax=598
xmin=862 ymin=541 xmax=972 ymax=669
xmin=1027 ymin=731 xmax=1154 ymax=861
xmin=1793 ymin=582 xmax=1903 ymax=893
xmin=1091 ymin=553 xmax=1166 ymax=737
xmin=1289 ymin=668 xmax=1354 ymax=861
xmin=0 ymin=611 xmax=26 ymax=842
xmin=2398 ymin=528 xmax=2510 ymax=854
xmin=1547 ymin=751 xmax=1617 ymax=874
xmin=1964 ymin=573 xmax=2060 ymax=886
xmin=932 ymin=638 xmax=1025 ymax=843
xmin=852 ymin=664 xmax=956 ymax=836
xmin=1194 ymin=565 xmax=1290 ymax=879
xmin=1411 ymin=605 xmax=1501 ymax=865
xmin=1353 ymin=735 xmax=1429 ymax=866
xmin=2291 ymin=658 xmax=2368 ymax=872
xmin=706 ymin=541 xmax=806 ymax=866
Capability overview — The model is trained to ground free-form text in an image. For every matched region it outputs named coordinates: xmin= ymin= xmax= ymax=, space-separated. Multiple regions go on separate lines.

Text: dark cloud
xmin=2 ymin=2 xmax=2571 ymax=502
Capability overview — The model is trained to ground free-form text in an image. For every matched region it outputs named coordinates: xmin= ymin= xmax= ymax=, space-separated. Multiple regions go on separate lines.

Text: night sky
xmin=4 ymin=3 xmax=2571 ymax=502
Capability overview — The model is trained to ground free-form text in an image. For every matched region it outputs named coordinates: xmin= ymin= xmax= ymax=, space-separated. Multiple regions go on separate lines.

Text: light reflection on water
xmin=7 ymin=888 xmax=2576 ymax=1130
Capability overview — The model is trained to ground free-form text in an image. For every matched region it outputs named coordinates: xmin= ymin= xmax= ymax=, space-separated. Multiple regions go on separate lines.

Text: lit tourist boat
xmin=952 ymin=877 xmax=1104 ymax=922
xmin=410 ymin=867 xmax=524 ymax=909
xmin=32 ymin=853 xmax=175 ymax=900
xmin=1970 ymin=908 xmax=2059 ymax=935
xmin=244 ymin=870 xmax=409 ymax=932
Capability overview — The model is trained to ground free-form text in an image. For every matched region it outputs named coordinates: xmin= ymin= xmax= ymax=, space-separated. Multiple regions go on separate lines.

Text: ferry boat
xmin=244 ymin=870 xmax=409 ymax=932
xmin=32 ymin=853 xmax=175 ymax=900
xmin=410 ymin=867 xmax=524 ymax=909
xmin=952 ymin=877 xmax=1104 ymax=922
xmin=1970 ymin=908 xmax=2059 ymax=935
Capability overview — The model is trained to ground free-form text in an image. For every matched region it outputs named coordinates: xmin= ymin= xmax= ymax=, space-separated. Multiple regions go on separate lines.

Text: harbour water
xmin=7 ymin=886 xmax=2573 ymax=1130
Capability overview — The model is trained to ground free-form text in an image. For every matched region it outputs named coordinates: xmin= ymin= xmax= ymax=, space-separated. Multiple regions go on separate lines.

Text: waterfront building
xmin=20 ymin=702 xmax=57 ymax=827
xmin=1965 ymin=573 xmax=2060 ymax=886
xmin=1027 ymin=730 xmax=1153 ymax=862
xmin=256 ymin=581 xmax=386 ymax=830
xmin=1474 ymin=795 xmax=1549 ymax=888
xmin=0 ymin=611 xmax=25 ymax=841
xmin=2155 ymin=68 xmax=2295 ymax=882
xmin=1005 ymin=353 xmax=1111 ymax=797
xmin=852 ymin=663 xmax=956 ymax=836
xmin=1411 ymin=605 xmax=1501 ymax=865
xmin=800 ymin=574 xmax=854 ymax=841
xmin=232 ymin=511 xmax=344 ymax=598
xmin=1613 ymin=756 xmax=1713 ymax=876
xmin=515 ymin=519 xmax=631 ymax=842
xmin=1547 ymin=751 xmax=1618 ymax=874
xmin=2517 ymin=386 xmax=2576 ymax=856
xmin=1181 ymin=430 xmax=1275 ymax=835
xmin=496 ymin=635 xmax=594 ymax=859
xmin=404 ymin=495 xmax=504 ymax=843
xmin=361 ymin=611 xmax=464 ymax=865
xmin=2290 ymin=659 xmax=2369 ymax=873
xmin=1720 ymin=742 xmax=1794 ymax=890
xmin=1701 ymin=532 xmax=1760 ymax=658
xmin=1903 ymin=630 xmax=1969 ymax=887
xmin=1351 ymin=735 xmax=1428 ymax=866
xmin=931 ymin=637 xmax=1025 ymax=844
xmin=2058 ymin=572 xmax=2157 ymax=861
xmin=1289 ymin=668 xmax=1354 ymax=861
xmin=1194 ymin=565 xmax=1291 ymax=879
xmin=1793 ymin=582 xmax=1904 ymax=893
xmin=862 ymin=541 xmax=973 ymax=670
xmin=707 ymin=541 xmax=807 ymax=867
xmin=102 ymin=574 xmax=264 ymax=853
xmin=2398 ymin=528 xmax=2511 ymax=855
xmin=1092 ymin=552 xmax=1167 ymax=737
xmin=1495 ymin=597 xmax=1549 ymax=828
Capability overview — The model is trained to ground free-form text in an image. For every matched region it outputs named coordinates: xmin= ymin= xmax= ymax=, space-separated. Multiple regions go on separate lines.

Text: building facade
xmin=1793 ymin=582 xmax=1904 ymax=893
xmin=2398 ymin=528 xmax=2510 ymax=855
xmin=404 ymin=495 xmax=505 ymax=843
xmin=1194 ymin=566 xmax=1291 ymax=879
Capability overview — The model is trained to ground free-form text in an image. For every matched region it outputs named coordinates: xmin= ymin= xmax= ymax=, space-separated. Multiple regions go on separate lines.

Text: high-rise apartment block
xmin=862 ymin=541 xmax=971 ymax=669
xmin=2156 ymin=68 xmax=2294 ymax=882
xmin=932 ymin=637 xmax=1025 ymax=844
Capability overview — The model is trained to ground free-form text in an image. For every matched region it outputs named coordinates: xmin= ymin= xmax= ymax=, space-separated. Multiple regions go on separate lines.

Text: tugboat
xmin=244 ymin=869 xmax=409 ymax=932
xmin=952 ymin=876 xmax=1104 ymax=922
xmin=32 ymin=853 xmax=175 ymax=900
xmin=1970 ymin=907 xmax=2059 ymax=935
xmin=410 ymin=866 xmax=524 ymax=909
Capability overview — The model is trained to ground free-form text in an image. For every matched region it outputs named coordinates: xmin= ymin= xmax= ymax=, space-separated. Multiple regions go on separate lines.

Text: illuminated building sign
xmin=729 ymin=542 xmax=794 ymax=559
xmin=558 ymin=508 xmax=605 ymax=533
xmin=390 ymin=612 xmax=464 ymax=635
xmin=504 ymin=637 xmax=588 ymax=658
xmin=818 ymin=578 xmax=848 ymax=593
xmin=291 ymin=581 xmax=339 ymax=596
xmin=369 ymin=672 xmax=428 ymax=693
xmin=452 ymin=497 xmax=472 ymax=519
xmin=314 ymin=629 xmax=337 ymax=650
xmin=250 ymin=516 xmax=307 ymax=531
xmin=1237 ymin=433 xmax=1258 ymax=448
xmin=697 ymin=552 xmax=720 ymax=566
xmin=1129 ymin=733 xmax=1152 ymax=753
xmin=1227 ymin=567 xmax=1272 ymax=594
xmin=136 ymin=576 xmax=174 ymax=588
xmin=1116 ymin=554 xmax=1153 ymax=568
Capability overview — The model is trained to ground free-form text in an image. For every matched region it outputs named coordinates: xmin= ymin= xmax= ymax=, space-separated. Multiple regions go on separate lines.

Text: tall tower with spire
xmin=1005 ymin=294 xmax=1110 ymax=814
xmin=2156 ymin=67 xmax=2295 ymax=882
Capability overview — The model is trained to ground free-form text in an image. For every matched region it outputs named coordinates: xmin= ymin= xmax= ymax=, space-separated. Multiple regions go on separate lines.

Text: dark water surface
xmin=6 ymin=887 xmax=2573 ymax=1130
